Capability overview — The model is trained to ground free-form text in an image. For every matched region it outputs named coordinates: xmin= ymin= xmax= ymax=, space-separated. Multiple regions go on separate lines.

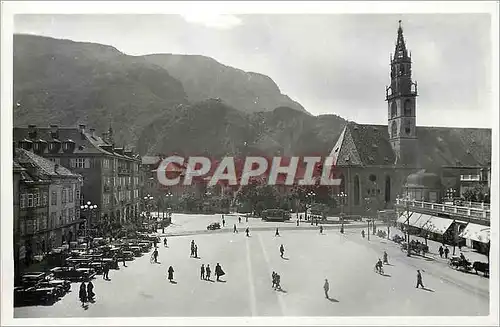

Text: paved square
xmin=14 ymin=215 xmax=489 ymax=317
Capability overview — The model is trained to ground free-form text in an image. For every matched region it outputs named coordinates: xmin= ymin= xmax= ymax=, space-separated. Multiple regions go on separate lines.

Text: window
xmin=404 ymin=99 xmax=412 ymax=116
xmin=34 ymin=193 xmax=40 ymax=207
xmin=404 ymin=121 xmax=411 ymax=135
xmin=20 ymin=194 xmax=26 ymax=208
xmin=50 ymin=212 xmax=56 ymax=228
xmin=354 ymin=175 xmax=360 ymax=206
xmin=42 ymin=192 xmax=48 ymax=206
xmin=75 ymin=188 xmax=80 ymax=205
xmin=62 ymin=189 xmax=67 ymax=204
xmin=69 ymin=210 xmax=74 ymax=222
xmin=49 ymin=158 xmax=61 ymax=165
xmin=62 ymin=209 xmax=67 ymax=225
xmin=51 ymin=191 xmax=57 ymax=205
xmin=70 ymin=158 xmax=89 ymax=168
xmin=40 ymin=213 xmax=47 ymax=230
xmin=391 ymin=121 xmax=397 ymax=138
xmin=391 ymin=101 xmax=397 ymax=118
xmin=27 ymin=194 xmax=34 ymax=207
xmin=69 ymin=188 xmax=74 ymax=203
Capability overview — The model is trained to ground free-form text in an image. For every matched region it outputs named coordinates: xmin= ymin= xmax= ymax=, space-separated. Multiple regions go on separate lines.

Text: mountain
xmin=13 ymin=34 xmax=346 ymax=156
xmin=137 ymin=100 xmax=346 ymax=157
xmin=13 ymin=34 xmax=188 ymax=146
xmin=143 ymin=54 xmax=307 ymax=115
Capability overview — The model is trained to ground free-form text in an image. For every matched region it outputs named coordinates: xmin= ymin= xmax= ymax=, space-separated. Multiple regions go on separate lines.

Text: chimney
xmin=90 ymin=128 xmax=95 ymax=137
xmin=50 ymin=124 xmax=59 ymax=139
xmin=79 ymin=124 xmax=86 ymax=140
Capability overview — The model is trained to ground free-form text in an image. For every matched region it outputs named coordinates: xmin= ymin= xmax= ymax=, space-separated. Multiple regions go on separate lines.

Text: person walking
xmin=233 ymin=224 xmax=238 ymax=233
xmin=222 ymin=218 xmax=226 ymax=227
xmin=153 ymin=248 xmax=159 ymax=263
xmin=79 ymin=282 xmax=87 ymax=306
xmin=296 ymin=220 xmax=299 ymax=227
xmin=245 ymin=227 xmax=250 ymax=237
xmin=439 ymin=246 xmax=444 ymax=258
xmin=103 ymin=263 xmax=110 ymax=280
xmin=383 ymin=251 xmax=388 ymax=264
xmin=361 ymin=230 xmax=365 ymax=238
xmin=167 ymin=266 xmax=174 ymax=282
xmin=200 ymin=264 xmax=205 ymax=280
xmin=194 ymin=245 xmax=198 ymax=258
xmin=206 ymin=264 xmax=211 ymax=280
xmin=275 ymin=228 xmax=280 ymax=237
xmin=164 ymin=237 xmax=168 ymax=247
xmin=87 ymin=280 xmax=95 ymax=301
xmin=275 ymin=274 xmax=281 ymax=291
xmin=279 ymin=244 xmax=285 ymax=258
xmin=416 ymin=270 xmax=424 ymax=288
xmin=246 ymin=216 xmax=248 ymax=223
xmin=271 ymin=271 xmax=277 ymax=289
xmin=323 ymin=279 xmax=330 ymax=299
xmin=319 ymin=225 xmax=323 ymax=234
xmin=444 ymin=246 xmax=450 ymax=259
xmin=238 ymin=217 xmax=242 ymax=224
xmin=215 ymin=263 xmax=225 ymax=281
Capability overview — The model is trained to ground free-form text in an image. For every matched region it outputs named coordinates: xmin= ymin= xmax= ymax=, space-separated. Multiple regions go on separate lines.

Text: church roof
xmin=330 ymin=122 xmax=491 ymax=168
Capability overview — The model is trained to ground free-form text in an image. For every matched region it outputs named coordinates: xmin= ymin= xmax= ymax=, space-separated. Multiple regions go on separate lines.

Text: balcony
xmin=460 ymin=174 xmax=481 ymax=182
xmin=395 ymin=198 xmax=490 ymax=222
xmin=118 ymin=168 xmax=131 ymax=175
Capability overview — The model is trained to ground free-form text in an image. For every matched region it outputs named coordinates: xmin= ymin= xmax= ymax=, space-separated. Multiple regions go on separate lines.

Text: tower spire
xmin=394 ymin=20 xmax=408 ymax=59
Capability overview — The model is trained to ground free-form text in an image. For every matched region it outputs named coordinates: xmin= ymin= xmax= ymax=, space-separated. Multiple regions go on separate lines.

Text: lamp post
xmin=364 ymin=197 xmax=371 ymax=240
xmin=305 ymin=191 xmax=316 ymax=225
xmin=165 ymin=192 xmax=173 ymax=225
xmin=144 ymin=194 xmax=153 ymax=230
xmin=80 ymin=201 xmax=98 ymax=250
xmin=403 ymin=186 xmax=411 ymax=257
xmin=338 ymin=192 xmax=347 ymax=233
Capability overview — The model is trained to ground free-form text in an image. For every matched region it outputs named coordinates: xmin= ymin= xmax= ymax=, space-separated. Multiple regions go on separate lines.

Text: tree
xmin=463 ymin=183 xmax=490 ymax=203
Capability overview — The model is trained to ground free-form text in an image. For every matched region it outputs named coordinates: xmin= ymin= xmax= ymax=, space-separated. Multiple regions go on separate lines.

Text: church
xmin=328 ymin=21 xmax=491 ymax=217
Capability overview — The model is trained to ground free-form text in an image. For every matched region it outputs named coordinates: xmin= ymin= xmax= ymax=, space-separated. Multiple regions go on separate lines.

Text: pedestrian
xmin=280 ymin=244 xmax=285 ymax=258
xmin=215 ymin=263 xmax=225 ymax=281
xmin=103 ymin=263 xmax=110 ymax=280
xmin=300 ymin=214 xmax=303 ymax=220
xmin=79 ymin=282 xmax=87 ymax=306
xmin=296 ymin=220 xmax=299 ymax=227
xmin=383 ymin=251 xmax=388 ymax=264
xmin=271 ymin=271 xmax=276 ymax=289
xmin=200 ymin=264 xmax=205 ymax=280
xmin=233 ymin=224 xmax=238 ymax=233
xmin=275 ymin=228 xmax=280 ymax=237
xmin=87 ymin=280 xmax=95 ymax=301
xmin=164 ymin=237 xmax=168 ymax=247
xmin=246 ymin=227 xmax=250 ymax=237
xmin=123 ymin=256 xmax=126 ymax=267
xmin=206 ymin=264 xmax=211 ymax=280
xmin=238 ymin=217 xmax=242 ymax=224
xmin=319 ymin=225 xmax=323 ymax=234
xmin=167 ymin=266 xmax=174 ymax=282
xmin=275 ymin=274 xmax=281 ymax=290
xmin=444 ymin=246 xmax=450 ymax=259
xmin=190 ymin=240 xmax=195 ymax=257
xmin=246 ymin=216 xmax=248 ymax=223
xmin=439 ymin=246 xmax=444 ymax=258
xmin=153 ymin=248 xmax=159 ymax=263
xmin=194 ymin=245 xmax=198 ymax=258
xmin=323 ymin=278 xmax=330 ymax=299
xmin=416 ymin=270 xmax=424 ymax=288
xmin=361 ymin=230 xmax=365 ymax=238
xmin=222 ymin=218 xmax=225 ymax=227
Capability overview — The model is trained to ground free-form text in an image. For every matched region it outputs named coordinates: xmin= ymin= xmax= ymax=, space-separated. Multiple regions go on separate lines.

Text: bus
xmin=261 ymin=209 xmax=291 ymax=222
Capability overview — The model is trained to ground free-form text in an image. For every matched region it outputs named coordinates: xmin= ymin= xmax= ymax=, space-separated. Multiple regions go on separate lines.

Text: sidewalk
xmin=389 ymin=227 xmax=488 ymax=264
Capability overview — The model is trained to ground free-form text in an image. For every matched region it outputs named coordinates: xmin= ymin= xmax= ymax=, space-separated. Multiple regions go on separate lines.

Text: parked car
xmin=207 ymin=222 xmax=221 ymax=230
xmin=50 ymin=266 xmax=96 ymax=281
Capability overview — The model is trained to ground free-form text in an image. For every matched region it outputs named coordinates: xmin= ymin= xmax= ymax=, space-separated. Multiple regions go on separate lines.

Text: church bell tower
xmin=386 ymin=20 xmax=419 ymax=167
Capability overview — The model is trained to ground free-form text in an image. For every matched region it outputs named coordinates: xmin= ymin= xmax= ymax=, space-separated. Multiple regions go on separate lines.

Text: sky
xmin=13 ymin=13 xmax=493 ymax=128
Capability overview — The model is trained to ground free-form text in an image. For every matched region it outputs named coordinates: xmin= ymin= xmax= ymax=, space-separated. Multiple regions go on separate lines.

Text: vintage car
xmin=116 ymin=251 xmax=135 ymax=262
xmin=50 ymin=266 xmax=96 ymax=281
xmin=100 ymin=257 xmax=119 ymax=269
xmin=207 ymin=222 xmax=221 ymax=230
xmin=21 ymin=272 xmax=71 ymax=295
xmin=122 ymin=246 xmax=142 ymax=257
xmin=14 ymin=286 xmax=59 ymax=306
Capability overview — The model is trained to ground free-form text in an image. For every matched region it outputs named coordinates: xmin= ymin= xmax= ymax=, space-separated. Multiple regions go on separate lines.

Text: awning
xmin=414 ymin=214 xmax=433 ymax=229
xmin=422 ymin=216 xmax=453 ymax=235
xmin=397 ymin=212 xmax=413 ymax=224
xmin=408 ymin=213 xmax=423 ymax=227
xmin=459 ymin=223 xmax=490 ymax=244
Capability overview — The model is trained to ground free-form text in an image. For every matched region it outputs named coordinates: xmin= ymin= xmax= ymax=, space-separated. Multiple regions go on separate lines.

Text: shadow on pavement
xmin=169 ymin=280 xmax=178 ymax=284
xmin=421 ymin=287 xmax=435 ymax=292
xmin=217 ymin=279 xmax=227 ymax=283
xmin=381 ymin=273 xmax=391 ymax=277
xmin=327 ymin=297 xmax=339 ymax=303
xmin=282 ymin=257 xmax=290 ymax=261
xmin=276 ymin=288 xmax=287 ymax=294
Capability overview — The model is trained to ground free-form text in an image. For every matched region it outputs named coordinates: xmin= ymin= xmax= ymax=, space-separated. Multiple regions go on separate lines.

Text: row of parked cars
xmin=14 ymin=233 xmax=159 ymax=307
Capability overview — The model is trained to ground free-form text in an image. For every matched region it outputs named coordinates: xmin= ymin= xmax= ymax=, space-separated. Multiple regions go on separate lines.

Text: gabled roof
xmin=14 ymin=148 xmax=82 ymax=179
xmin=330 ymin=122 xmax=491 ymax=168
xmin=13 ymin=126 xmax=138 ymax=160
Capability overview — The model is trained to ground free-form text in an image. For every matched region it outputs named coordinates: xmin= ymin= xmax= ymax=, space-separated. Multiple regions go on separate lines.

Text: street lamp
xmin=364 ymin=197 xmax=371 ymax=240
xmin=80 ymin=201 xmax=98 ymax=250
xmin=338 ymin=192 xmax=347 ymax=233
xmin=144 ymin=194 xmax=154 ymax=228
xmin=305 ymin=191 xmax=316 ymax=225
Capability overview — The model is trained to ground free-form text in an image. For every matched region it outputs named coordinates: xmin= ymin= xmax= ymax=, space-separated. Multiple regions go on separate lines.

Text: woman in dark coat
xmin=206 ymin=264 xmax=211 ymax=280
xmin=168 ymin=266 xmax=174 ymax=282
xmin=215 ymin=263 xmax=225 ymax=281
xmin=87 ymin=280 xmax=95 ymax=301
xmin=79 ymin=282 xmax=87 ymax=305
